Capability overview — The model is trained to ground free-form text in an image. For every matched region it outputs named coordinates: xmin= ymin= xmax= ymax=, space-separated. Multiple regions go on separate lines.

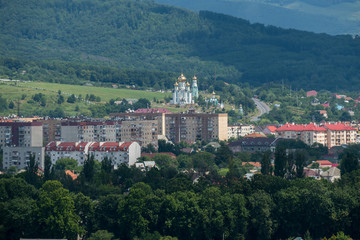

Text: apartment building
xmin=61 ymin=121 xmax=117 ymax=142
xmin=111 ymin=109 xmax=228 ymax=144
xmin=117 ymin=120 xmax=158 ymax=148
xmin=0 ymin=122 xmax=43 ymax=148
xmin=45 ymin=141 xmax=141 ymax=167
xmin=165 ymin=112 xmax=228 ymax=143
xmin=325 ymin=123 xmax=357 ymax=148
xmin=3 ymin=146 xmax=44 ymax=170
xmin=275 ymin=122 xmax=356 ymax=147
xmin=228 ymin=124 xmax=255 ymax=139
xmin=110 ymin=108 xmax=167 ymax=136
xmin=35 ymin=119 xmax=65 ymax=144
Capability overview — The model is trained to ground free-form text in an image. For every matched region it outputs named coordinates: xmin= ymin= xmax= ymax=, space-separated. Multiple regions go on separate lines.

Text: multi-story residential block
xmin=117 ymin=120 xmax=158 ymax=148
xmin=35 ymin=119 xmax=65 ymax=145
xmin=0 ymin=122 xmax=43 ymax=147
xmin=228 ymin=124 xmax=255 ymax=139
xmin=111 ymin=109 xmax=228 ymax=144
xmin=165 ymin=111 xmax=228 ymax=143
xmin=45 ymin=142 xmax=91 ymax=165
xmin=110 ymin=108 xmax=169 ymax=136
xmin=89 ymin=142 xmax=141 ymax=166
xmin=3 ymin=146 xmax=44 ymax=170
xmin=275 ymin=122 xmax=356 ymax=147
xmin=61 ymin=121 xmax=117 ymax=142
xmin=325 ymin=123 xmax=357 ymax=148
xmin=45 ymin=141 xmax=140 ymax=167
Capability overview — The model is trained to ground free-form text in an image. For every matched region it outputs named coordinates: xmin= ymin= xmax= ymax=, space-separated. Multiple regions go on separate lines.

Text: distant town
xmin=1 ymin=100 xmax=358 ymax=183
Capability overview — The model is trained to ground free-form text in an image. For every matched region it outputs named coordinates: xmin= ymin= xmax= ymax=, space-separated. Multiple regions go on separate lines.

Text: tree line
xmin=1 ymin=141 xmax=360 ymax=239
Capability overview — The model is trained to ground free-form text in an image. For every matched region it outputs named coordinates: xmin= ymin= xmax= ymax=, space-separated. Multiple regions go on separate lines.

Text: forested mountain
xmin=156 ymin=0 xmax=360 ymax=35
xmin=1 ymin=0 xmax=360 ymax=91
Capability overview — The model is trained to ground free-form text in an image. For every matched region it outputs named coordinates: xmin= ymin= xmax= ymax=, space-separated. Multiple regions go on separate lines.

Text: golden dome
xmin=212 ymin=91 xmax=216 ymax=95
xmin=174 ymin=82 xmax=179 ymax=86
xmin=193 ymin=76 xmax=197 ymax=80
xmin=178 ymin=73 xmax=187 ymax=82
xmin=186 ymin=82 xmax=190 ymax=87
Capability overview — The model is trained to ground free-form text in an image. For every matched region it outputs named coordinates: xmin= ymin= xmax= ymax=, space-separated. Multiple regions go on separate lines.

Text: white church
xmin=171 ymin=74 xmax=198 ymax=105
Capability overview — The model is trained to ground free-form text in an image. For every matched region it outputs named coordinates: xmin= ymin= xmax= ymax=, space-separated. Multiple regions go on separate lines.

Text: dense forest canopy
xmin=0 ymin=0 xmax=360 ymax=91
xmin=1 ymin=142 xmax=360 ymax=240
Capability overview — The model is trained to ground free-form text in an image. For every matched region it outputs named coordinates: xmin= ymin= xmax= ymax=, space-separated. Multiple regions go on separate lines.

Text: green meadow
xmin=0 ymin=81 xmax=186 ymax=116
xmin=20 ymin=81 xmax=170 ymax=102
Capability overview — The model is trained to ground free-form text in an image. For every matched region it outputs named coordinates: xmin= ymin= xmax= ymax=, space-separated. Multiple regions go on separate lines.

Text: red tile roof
xmin=242 ymin=162 xmax=261 ymax=168
xmin=74 ymin=142 xmax=89 ymax=151
xmin=88 ymin=142 xmax=133 ymax=151
xmin=46 ymin=142 xmax=79 ymax=151
xmin=244 ymin=133 xmax=266 ymax=138
xmin=303 ymin=123 xmax=327 ymax=131
xmin=266 ymin=126 xmax=277 ymax=132
xmin=119 ymin=142 xmax=133 ymax=151
xmin=323 ymin=123 xmax=356 ymax=131
xmin=316 ymin=160 xmax=333 ymax=166
xmin=276 ymin=123 xmax=326 ymax=132
xmin=65 ymin=170 xmax=78 ymax=180
xmin=322 ymin=103 xmax=330 ymax=108
xmin=276 ymin=123 xmax=355 ymax=132
xmin=306 ymin=90 xmax=318 ymax=97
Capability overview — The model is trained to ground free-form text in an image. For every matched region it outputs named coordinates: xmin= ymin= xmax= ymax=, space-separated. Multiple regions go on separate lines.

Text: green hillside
xmin=0 ymin=80 xmax=173 ymax=117
xmin=0 ymin=0 xmax=360 ymax=91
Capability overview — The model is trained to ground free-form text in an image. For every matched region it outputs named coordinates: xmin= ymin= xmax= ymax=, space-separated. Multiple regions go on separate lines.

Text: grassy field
xmin=20 ymin=81 xmax=171 ymax=102
xmin=0 ymin=80 xmax=190 ymax=116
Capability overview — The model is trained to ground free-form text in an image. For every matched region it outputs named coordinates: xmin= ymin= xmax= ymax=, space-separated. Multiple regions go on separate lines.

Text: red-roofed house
xmin=306 ymin=90 xmax=318 ymax=97
xmin=244 ymin=132 xmax=266 ymax=138
xmin=317 ymin=110 xmax=328 ymax=118
xmin=322 ymin=102 xmax=330 ymax=108
xmin=242 ymin=162 xmax=261 ymax=168
xmin=65 ymin=170 xmax=78 ymax=180
xmin=265 ymin=125 xmax=278 ymax=135
xmin=315 ymin=160 xmax=333 ymax=168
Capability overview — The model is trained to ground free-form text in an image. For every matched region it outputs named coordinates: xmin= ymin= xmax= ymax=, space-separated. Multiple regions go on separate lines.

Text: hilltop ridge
xmin=0 ymin=0 xmax=359 ymax=91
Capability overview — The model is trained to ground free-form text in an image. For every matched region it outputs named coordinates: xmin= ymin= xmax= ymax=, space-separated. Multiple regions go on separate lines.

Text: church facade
xmin=171 ymin=74 xmax=199 ymax=105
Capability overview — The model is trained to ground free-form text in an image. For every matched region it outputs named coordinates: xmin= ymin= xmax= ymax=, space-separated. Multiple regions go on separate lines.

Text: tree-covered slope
xmin=0 ymin=0 xmax=360 ymax=91
xmin=156 ymin=0 xmax=360 ymax=35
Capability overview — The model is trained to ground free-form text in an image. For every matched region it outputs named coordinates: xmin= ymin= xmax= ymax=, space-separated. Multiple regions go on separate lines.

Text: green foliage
xmin=0 ymin=94 xmax=7 ymax=112
xmin=261 ymin=151 xmax=272 ymax=176
xmin=54 ymin=158 xmax=79 ymax=171
xmin=322 ymin=231 xmax=352 ymax=240
xmin=0 ymin=1 xmax=359 ymax=91
xmin=37 ymin=181 xmax=84 ymax=239
xmin=88 ymin=230 xmax=115 ymax=240
xmin=274 ymin=146 xmax=287 ymax=178
xmin=81 ymin=154 xmax=96 ymax=183
xmin=8 ymin=100 xmax=14 ymax=109
xmin=340 ymin=152 xmax=359 ymax=176
xmin=67 ymin=94 xmax=76 ymax=103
